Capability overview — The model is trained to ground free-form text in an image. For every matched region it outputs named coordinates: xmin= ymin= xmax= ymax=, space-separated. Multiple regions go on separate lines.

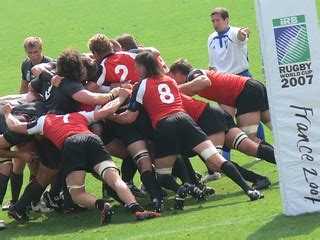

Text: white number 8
xmin=158 ymin=83 xmax=174 ymax=103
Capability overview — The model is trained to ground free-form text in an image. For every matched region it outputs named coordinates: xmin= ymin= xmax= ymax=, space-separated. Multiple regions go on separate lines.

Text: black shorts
xmin=235 ymin=79 xmax=269 ymax=116
xmin=61 ymin=133 xmax=113 ymax=177
xmin=197 ymin=104 xmax=228 ymax=135
xmin=36 ymin=138 xmax=63 ymax=170
xmin=153 ymin=112 xmax=207 ymax=159
xmin=111 ymin=121 xmax=144 ymax=147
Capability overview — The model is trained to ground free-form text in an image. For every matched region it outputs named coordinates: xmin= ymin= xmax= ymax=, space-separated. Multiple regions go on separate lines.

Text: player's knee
xmin=240 ymin=124 xmax=258 ymax=135
xmin=232 ymin=132 xmax=248 ymax=150
xmin=97 ymin=161 xmax=119 ymax=180
xmin=199 ymin=147 xmax=219 ymax=161
xmin=133 ymin=150 xmax=150 ymax=165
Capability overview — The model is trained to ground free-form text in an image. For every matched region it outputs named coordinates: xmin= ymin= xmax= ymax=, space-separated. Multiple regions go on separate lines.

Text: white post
xmin=255 ymin=0 xmax=320 ymax=216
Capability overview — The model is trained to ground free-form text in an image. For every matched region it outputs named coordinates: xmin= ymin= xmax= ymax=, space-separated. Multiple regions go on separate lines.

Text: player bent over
xmin=3 ymin=89 xmax=160 ymax=224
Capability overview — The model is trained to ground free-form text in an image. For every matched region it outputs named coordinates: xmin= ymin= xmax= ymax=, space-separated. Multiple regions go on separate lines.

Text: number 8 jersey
xmin=128 ymin=75 xmax=186 ymax=129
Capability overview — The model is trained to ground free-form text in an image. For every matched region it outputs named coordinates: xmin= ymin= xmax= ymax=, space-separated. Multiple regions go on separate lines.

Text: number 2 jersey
xmin=27 ymin=112 xmax=95 ymax=149
xmin=128 ymin=75 xmax=186 ymax=129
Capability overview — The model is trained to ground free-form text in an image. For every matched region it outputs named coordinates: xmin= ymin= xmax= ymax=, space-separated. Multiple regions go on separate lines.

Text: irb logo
xmin=280 ymin=17 xmax=298 ymax=26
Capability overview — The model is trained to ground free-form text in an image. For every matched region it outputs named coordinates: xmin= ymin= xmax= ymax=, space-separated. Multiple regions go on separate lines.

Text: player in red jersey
xmin=111 ymin=52 xmax=263 ymax=209
xmin=86 ymin=34 xmax=140 ymax=93
xmin=115 ymin=33 xmax=169 ymax=74
xmin=169 ymin=59 xmax=272 ymax=143
xmin=2 ymin=89 xmax=160 ymax=224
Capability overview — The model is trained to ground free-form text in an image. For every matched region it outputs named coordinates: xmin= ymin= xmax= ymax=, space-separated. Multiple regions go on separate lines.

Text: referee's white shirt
xmin=208 ymin=26 xmax=249 ymax=74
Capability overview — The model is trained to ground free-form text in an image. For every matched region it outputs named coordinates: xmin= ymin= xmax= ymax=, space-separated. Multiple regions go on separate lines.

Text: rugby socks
xmin=103 ymin=183 xmax=124 ymax=205
xmin=257 ymin=141 xmax=276 ymax=164
xmin=183 ymin=156 xmax=201 ymax=185
xmin=125 ymin=202 xmax=144 ymax=214
xmin=158 ymin=175 xmax=180 ymax=193
xmin=140 ymin=171 xmax=161 ymax=199
xmin=10 ymin=172 xmax=23 ymax=203
xmin=121 ymin=157 xmax=137 ymax=183
xmin=0 ymin=173 xmax=10 ymax=205
xmin=62 ymin=180 xmax=75 ymax=209
xmin=172 ymin=156 xmax=190 ymax=183
xmin=220 ymin=161 xmax=251 ymax=192
xmin=15 ymin=178 xmax=46 ymax=213
xmin=49 ymin=175 xmax=62 ymax=199
xmin=95 ymin=199 xmax=106 ymax=211
xmin=231 ymin=161 xmax=266 ymax=183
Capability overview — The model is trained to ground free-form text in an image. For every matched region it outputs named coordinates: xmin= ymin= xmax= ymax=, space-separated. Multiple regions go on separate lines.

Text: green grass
xmin=1 ymin=0 xmax=320 ymax=239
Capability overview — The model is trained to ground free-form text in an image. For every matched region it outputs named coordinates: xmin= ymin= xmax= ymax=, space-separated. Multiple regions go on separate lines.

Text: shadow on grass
xmin=248 ymin=211 xmax=320 ymax=239
xmin=2 ymin=205 xmax=162 ymax=238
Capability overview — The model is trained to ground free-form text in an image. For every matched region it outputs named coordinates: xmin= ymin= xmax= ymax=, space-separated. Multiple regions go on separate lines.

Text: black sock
xmin=121 ymin=157 xmax=137 ymax=183
xmin=10 ymin=172 xmax=23 ymax=203
xmin=15 ymin=178 xmax=46 ymax=213
xmin=231 ymin=161 xmax=266 ymax=183
xmin=95 ymin=199 xmax=106 ymax=211
xmin=183 ymin=156 xmax=201 ymax=185
xmin=172 ymin=155 xmax=190 ymax=183
xmin=62 ymin=180 xmax=75 ymax=208
xmin=49 ymin=174 xmax=62 ymax=199
xmin=257 ymin=141 xmax=276 ymax=164
xmin=103 ymin=183 xmax=124 ymax=205
xmin=125 ymin=202 xmax=144 ymax=214
xmin=140 ymin=171 xmax=160 ymax=199
xmin=220 ymin=161 xmax=251 ymax=193
xmin=0 ymin=173 xmax=10 ymax=205
xmin=158 ymin=174 xmax=180 ymax=193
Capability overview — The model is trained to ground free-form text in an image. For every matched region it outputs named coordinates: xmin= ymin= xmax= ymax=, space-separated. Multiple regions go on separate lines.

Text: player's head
xmin=169 ymin=59 xmax=192 ymax=85
xmin=57 ymin=48 xmax=86 ymax=83
xmin=187 ymin=69 xmax=206 ymax=82
xmin=87 ymin=34 xmax=113 ymax=61
xmin=116 ymin=33 xmax=139 ymax=51
xmin=23 ymin=36 xmax=43 ymax=64
xmin=110 ymin=39 xmax=122 ymax=52
xmin=82 ymin=55 xmax=98 ymax=82
xmin=210 ymin=7 xmax=229 ymax=33
xmin=135 ymin=51 xmax=163 ymax=79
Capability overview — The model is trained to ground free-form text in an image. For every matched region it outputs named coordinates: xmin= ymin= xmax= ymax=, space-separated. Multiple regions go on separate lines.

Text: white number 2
xmin=115 ymin=65 xmax=128 ymax=82
xmin=158 ymin=83 xmax=174 ymax=104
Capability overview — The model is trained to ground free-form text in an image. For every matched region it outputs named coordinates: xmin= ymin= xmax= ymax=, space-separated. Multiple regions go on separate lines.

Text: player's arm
xmin=72 ymin=87 xmax=121 ymax=105
xmin=2 ymin=104 xmax=28 ymax=134
xmin=93 ymin=88 xmax=130 ymax=121
xmin=110 ymin=110 xmax=139 ymax=124
xmin=178 ymin=75 xmax=211 ymax=96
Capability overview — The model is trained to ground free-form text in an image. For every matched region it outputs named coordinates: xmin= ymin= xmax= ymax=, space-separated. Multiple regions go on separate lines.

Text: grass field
xmin=1 ymin=0 xmax=320 ymax=239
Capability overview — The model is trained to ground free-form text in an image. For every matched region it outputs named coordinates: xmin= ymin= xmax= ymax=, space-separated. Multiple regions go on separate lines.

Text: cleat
xmin=134 ymin=210 xmax=161 ymax=221
xmin=8 ymin=206 xmax=29 ymax=221
xmin=247 ymin=189 xmax=264 ymax=201
xmin=184 ymin=183 xmax=206 ymax=200
xmin=31 ymin=200 xmax=52 ymax=213
xmin=42 ymin=191 xmax=63 ymax=212
xmin=198 ymin=184 xmax=215 ymax=197
xmin=100 ymin=202 xmax=113 ymax=224
xmin=194 ymin=172 xmax=203 ymax=183
xmin=127 ymin=182 xmax=148 ymax=198
xmin=63 ymin=204 xmax=87 ymax=215
xmin=252 ymin=178 xmax=271 ymax=190
xmin=201 ymin=172 xmax=221 ymax=183
xmin=0 ymin=220 xmax=5 ymax=230
xmin=173 ymin=185 xmax=188 ymax=210
xmin=151 ymin=198 xmax=164 ymax=213
xmin=2 ymin=201 xmax=14 ymax=211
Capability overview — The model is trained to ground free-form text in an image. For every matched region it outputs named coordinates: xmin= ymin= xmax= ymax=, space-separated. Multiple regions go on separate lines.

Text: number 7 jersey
xmin=129 ymin=75 xmax=186 ymax=129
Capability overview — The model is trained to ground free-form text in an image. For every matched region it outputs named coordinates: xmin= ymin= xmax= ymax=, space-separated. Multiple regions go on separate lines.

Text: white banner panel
xmin=256 ymin=0 xmax=320 ymax=215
